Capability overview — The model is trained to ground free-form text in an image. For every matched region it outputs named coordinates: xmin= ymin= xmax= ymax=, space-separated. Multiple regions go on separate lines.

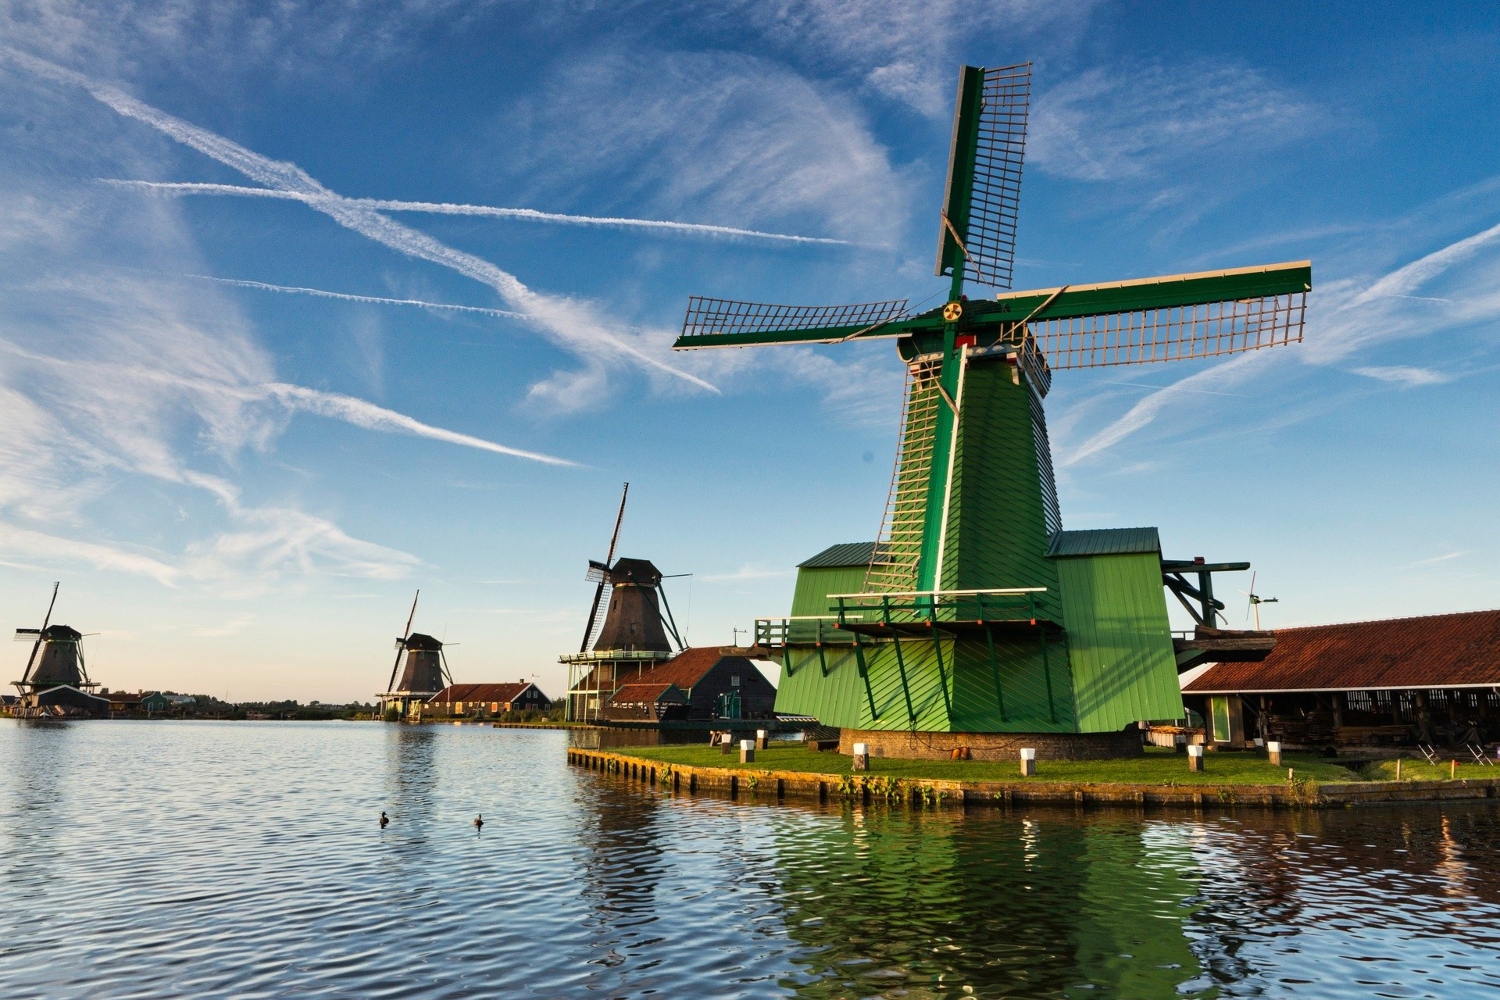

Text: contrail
xmin=265 ymin=384 xmax=577 ymax=466
xmin=179 ymin=272 xmax=527 ymax=319
xmin=100 ymin=178 xmax=854 ymax=245
xmin=0 ymin=50 xmax=718 ymax=394
xmin=0 ymin=336 xmax=575 ymax=467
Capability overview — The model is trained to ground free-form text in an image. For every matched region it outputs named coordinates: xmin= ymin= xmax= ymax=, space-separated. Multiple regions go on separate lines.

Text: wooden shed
xmin=1182 ymin=609 xmax=1500 ymax=750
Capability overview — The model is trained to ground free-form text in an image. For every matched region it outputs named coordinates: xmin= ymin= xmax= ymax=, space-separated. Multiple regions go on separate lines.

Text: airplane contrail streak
xmin=178 ymin=273 xmax=527 ymax=319
xmin=100 ymin=178 xmax=854 ymax=245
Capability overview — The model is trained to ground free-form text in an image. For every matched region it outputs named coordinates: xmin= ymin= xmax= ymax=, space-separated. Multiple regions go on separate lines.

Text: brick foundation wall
xmin=838 ymin=728 xmax=1143 ymax=762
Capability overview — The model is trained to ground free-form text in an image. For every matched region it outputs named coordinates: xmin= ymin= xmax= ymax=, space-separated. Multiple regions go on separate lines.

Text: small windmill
xmin=12 ymin=582 xmax=99 ymax=716
xmin=1240 ymin=572 xmax=1279 ymax=630
xmin=673 ymin=63 xmax=1310 ymax=603
xmin=561 ymin=486 xmax=689 ymax=721
xmin=379 ymin=590 xmax=453 ymax=719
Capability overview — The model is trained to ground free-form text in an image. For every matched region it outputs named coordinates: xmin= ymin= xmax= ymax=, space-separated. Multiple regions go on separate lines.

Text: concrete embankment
xmin=566 ymin=748 xmax=1500 ymax=810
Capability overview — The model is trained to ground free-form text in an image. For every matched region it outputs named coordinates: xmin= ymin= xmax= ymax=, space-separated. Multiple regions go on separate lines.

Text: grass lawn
xmin=611 ymin=744 xmax=1366 ymax=786
xmin=1359 ymin=757 xmax=1499 ymax=782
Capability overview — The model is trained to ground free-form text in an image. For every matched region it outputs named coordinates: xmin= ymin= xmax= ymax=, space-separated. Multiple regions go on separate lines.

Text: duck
xmin=473 ymin=814 xmax=484 ymax=832
xmin=380 ymin=811 xmax=389 ymax=828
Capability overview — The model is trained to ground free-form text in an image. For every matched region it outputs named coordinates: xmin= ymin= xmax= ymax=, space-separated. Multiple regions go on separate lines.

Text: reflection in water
xmin=768 ymin=807 xmax=1204 ymax=998
xmin=3 ymin=721 xmax=1500 ymax=998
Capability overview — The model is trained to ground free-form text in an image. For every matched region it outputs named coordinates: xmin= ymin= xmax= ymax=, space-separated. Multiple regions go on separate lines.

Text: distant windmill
xmin=12 ymin=582 xmax=103 ymax=717
xmin=378 ymin=590 xmax=453 ymax=719
xmin=1240 ymin=572 xmax=1279 ymax=630
xmin=562 ymin=486 xmax=688 ymax=721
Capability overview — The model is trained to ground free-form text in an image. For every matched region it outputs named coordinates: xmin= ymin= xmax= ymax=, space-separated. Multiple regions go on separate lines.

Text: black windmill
xmin=378 ymin=590 xmax=454 ymax=720
xmin=563 ymin=484 xmax=685 ymax=721
xmin=12 ymin=583 xmax=105 ymax=718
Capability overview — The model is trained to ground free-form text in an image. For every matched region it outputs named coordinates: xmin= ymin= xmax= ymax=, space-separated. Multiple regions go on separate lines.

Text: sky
xmin=2 ymin=1 xmax=1499 ymax=703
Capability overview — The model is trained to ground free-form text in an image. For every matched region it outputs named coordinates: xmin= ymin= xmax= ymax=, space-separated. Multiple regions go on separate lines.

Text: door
xmin=1210 ymin=696 xmax=1232 ymax=743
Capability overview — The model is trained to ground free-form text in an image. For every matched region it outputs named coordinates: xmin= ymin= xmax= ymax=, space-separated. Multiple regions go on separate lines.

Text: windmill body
xmin=11 ymin=584 xmax=108 ymax=718
xmin=378 ymin=591 xmax=454 ymax=720
xmin=679 ymin=64 xmax=1310 ymax=756
xmin=561 ymin=487 xmax=692 ymax=721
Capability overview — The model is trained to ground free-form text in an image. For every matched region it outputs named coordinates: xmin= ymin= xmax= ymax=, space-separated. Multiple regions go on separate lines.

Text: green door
xmin=1210 ymin=696 xmax=1231 ymax=743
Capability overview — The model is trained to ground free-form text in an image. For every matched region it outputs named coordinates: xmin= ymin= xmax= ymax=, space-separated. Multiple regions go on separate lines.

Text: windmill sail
xmin=936 ymin=63 xmax=1030 ymax=291
xmin=1002 ymin=262 xmax=1310 ymax=370
xmin=677 ymin=296 xmax=909 ymax=347
xmin=865 ymin=358 xmax=943 ymax=594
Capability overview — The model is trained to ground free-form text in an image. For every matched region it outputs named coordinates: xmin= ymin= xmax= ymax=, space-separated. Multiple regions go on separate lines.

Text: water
xmin=3 ymin=721 xmax=1499 ymax=999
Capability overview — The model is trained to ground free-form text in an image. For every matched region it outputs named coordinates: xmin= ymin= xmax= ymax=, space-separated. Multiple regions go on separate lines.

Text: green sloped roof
xmin=1046 ymin=528 xmax=1161 ymax=558
xmin=798 ymin=542 xmax=885 ymax=569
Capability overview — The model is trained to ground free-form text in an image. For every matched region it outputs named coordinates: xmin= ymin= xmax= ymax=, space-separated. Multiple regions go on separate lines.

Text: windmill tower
xmin=378 ymin=590 xmax=453 ymax=720
xmin=562 ymin=485 xmax=685 ymax=722
xmin=12 ymin=583 xmax=104 ymax=718
xmin=678 ymin=64 xmax=1309 ymax=754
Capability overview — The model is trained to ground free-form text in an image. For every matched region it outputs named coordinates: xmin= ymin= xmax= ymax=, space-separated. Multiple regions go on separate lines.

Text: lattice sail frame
xmin=1028 ymin=291 xmax=1308 ymax=370
xmin=864 ymin=359 xmax=943 ymax=594
xmin=959 ymin=63 xmax=1030 ymax=291
xmin=681 ymin=296 xmax=909 ymax=340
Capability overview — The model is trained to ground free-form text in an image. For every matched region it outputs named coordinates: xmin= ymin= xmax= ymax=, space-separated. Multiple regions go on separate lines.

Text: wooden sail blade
xmin=936 ymin=63 xmax=1030 ymax=291
xmin=988 ymin=261 xmax=1311 ymax=370
xmin=673 ymin=296 xmax=911 ymax=349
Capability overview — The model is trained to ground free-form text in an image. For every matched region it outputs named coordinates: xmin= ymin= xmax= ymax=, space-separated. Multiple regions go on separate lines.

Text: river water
xmin=2 ymin=721 xmax=1499 ymax=999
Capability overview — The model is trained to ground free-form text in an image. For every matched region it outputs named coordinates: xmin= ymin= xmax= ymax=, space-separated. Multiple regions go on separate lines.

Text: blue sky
xmin=2 ymin=1 xmax=1498 ymax=702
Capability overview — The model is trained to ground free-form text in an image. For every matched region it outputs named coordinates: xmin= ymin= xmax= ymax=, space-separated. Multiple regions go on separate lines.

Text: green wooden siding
xmin=1054 ymin=552 xmax=1183 ymax=731
xmin=789 ymin=564 xmax=870 ymax=618
xmin=944 ymin=360 xmax=1061 ymax=603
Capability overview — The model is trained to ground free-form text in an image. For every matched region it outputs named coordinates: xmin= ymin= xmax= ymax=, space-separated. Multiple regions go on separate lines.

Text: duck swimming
xmin=380 ymin=811 xmax=389 ymax=828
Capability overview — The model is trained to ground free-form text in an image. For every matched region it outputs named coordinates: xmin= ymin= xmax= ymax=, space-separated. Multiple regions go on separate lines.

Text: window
xmin=730 ymin=675 xmax=740 ymax=687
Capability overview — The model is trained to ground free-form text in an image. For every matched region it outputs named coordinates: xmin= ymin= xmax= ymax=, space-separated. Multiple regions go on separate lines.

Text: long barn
xmin=1181 ymin=609 xmax=1500 ymax=750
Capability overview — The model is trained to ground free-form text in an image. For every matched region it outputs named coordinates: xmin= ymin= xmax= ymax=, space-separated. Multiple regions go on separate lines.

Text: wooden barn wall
xmin=790 ymin=565 xmax=871 ymax=619
xmin=1055 ymin=552 xmax=1184 ymax=731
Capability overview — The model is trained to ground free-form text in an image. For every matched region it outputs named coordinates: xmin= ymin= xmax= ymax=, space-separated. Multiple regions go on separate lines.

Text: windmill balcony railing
xmin=756 ymin=588 xmax=1060 ymax=648
xmin=558 ymin=648 xmax=675 ymax=665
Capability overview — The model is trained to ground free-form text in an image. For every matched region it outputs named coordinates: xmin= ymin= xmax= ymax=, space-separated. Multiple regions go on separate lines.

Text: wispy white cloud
xmin=1350 ymin=365 xmax=1451 ymax=387
xmin=102 ymin=178 xmax=856 ymax=245
xmin=0 ymin=521 xmax=181 ymax=585
xmin=734 ymin=0 xmax=1095 ymax=117
xmin=1061 ymin=351 xmax=1272 ymax=466
xmin=1413 ymin=550 xmax=1467 ymax=567
xmin=1 ymin=50 xmax=720 ymax=405
xmin=1030 ymin=61 xmax=1326 ymax=183
xmin=498 ymin=48 xmax=911 ymax=248
xmin=699 ymin=565 xmax=793 ymax=583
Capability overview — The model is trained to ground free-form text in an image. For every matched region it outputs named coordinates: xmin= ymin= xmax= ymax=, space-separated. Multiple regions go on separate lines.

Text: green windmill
xmin=673 ymin=64 xmax=1311 ymax=753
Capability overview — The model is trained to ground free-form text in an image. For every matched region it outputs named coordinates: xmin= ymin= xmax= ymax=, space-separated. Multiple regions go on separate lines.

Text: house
xmin=100 ymin=690 xmax=144 ymax=715
xmin=1181 ymin=609 xmax=1500 ymax=749
xmin=425 ymin=681 xmax=552 ymax=719
xmin=598 ymin=647 xmax=778 ymax=723
xmin=141 ymin=692 xmax=171 ymax=714
xmin=604 ymin=682 xmax=690 ymax=722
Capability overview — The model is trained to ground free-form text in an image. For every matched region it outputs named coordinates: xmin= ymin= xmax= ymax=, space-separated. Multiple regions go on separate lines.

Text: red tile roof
xmin=623 ymin=647 xmax=747 ymax=691
xmin=1183 ymin=609 xmax=1500 ymax=694
xmin=428 ymin=683 xmax=538 ymax=704
xmin=608 ymin=683 xmax=687 ymax=705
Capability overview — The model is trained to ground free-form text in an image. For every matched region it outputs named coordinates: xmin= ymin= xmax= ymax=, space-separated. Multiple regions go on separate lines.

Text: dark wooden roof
xmin=1183 ymin=609 xmax=1500 ymax=693
xmin=403 ymin=632 xmax=444 ymax=651
xmin=1046 ymin=528 xmax=1160 ymax=558
xmin=609 ymin=683 xmax=688 ymax=705
xmin=427 ymin=682 xmax=539 ymax=704
xmin=624 ymin=647 xmax=750 ymax=691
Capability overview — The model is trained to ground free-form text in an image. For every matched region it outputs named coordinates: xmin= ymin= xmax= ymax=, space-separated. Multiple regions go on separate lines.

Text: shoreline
xmin=568 ymin=747 xmax=1500 ymax=810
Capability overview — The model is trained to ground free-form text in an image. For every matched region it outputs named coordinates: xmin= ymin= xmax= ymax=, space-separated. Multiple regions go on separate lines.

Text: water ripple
xmin=3 ymin=721 xmax=1500 ymax=997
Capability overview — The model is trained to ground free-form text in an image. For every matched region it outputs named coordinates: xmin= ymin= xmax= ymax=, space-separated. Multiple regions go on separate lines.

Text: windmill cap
xmin=403 ymin=632 xmax=443 ymax=650
xmin=608 ymin=558 xmax=662 ymax=587
xmin=41 ymin=625 xmax=82 ymax=640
